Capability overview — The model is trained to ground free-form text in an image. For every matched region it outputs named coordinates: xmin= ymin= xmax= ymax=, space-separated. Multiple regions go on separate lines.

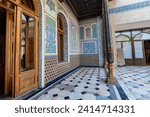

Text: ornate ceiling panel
xmin=66 ymin=0 xmax=102 ymax=20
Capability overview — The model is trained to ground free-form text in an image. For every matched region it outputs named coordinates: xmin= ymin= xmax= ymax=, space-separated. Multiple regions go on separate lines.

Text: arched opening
xmin=0 ymin=0 xmax=39 ymax=98
xmin=57 ymin=12 xmax=68 ymax=63
xmin=134 ymin=32 xmax=150 ymax=65
xmin=116 ymin=35 xmax=132 ymax=60
xmin=116 ymin=30 xmax=150 ymax=65
xmin=86 ymin=27 xmax=91 ymax=39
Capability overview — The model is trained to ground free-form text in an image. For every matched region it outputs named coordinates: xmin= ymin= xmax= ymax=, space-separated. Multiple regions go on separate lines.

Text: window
xmin=92 ymin=24 xmax=97 ymax=38
xmin=80 ymin=26 xmax=84 ymax=40
xmin=20 ymin=13 xmax=35 ymax=71
xmin=116 ymin=35 xmax=132 ymax=59
xmin=57 ymin=16 xmax=65 ymax=62
xmin=21 ymin=0 xmax=35 ymax=11
xmin=86 ymin=27 xmax=91 ymax=39
xmin=57 ymin=13 xmax=68 ymax=63
xmin=134 ymin=33 xmax=150 ymax=40
xmin=58 ymin=17 xmax=63 ymax=30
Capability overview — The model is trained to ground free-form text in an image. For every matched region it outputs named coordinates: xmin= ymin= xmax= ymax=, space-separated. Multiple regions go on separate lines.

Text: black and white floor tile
xmin=30 ymin=67 xmax=120 ymax=100
xmin=116 ymin=66 xmax=150 ymax=100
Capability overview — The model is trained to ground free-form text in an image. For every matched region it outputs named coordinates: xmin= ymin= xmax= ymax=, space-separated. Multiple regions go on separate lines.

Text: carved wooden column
xmin=102 ymin=3 xmax=108 ymax=69
xmin=103 ymin=0 xmax=115 ymax=85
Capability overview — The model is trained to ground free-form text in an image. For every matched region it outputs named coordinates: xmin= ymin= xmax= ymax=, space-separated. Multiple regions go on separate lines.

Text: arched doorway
xmin=0 ymin=0 xmax=39 ymax=98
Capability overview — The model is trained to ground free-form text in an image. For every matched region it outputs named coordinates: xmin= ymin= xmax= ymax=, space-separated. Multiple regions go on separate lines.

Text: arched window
xmin=133 ymin=32 xmax=150 ymax=59
xmin=80 ymin=26 xmax=84 ymax=40
xmin=116 ymin=35 xmax=132 ymax=59
xmin=86 ymin=27 xmax=91 ymax=39
xmin=92 ymin=24 xmax=97 ymax=38
xmin=71 ymin=27 xmax=78 ymax=50
xmin=57 ymin=12 xmax=68 ymax=63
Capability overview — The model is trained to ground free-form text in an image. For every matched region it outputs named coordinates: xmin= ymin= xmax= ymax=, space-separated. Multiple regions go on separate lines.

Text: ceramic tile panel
xmin=45 ymin=15 xmax=56 ymax=54
xmin=45 ymin=0 xmax=57 ymax=19
xmin=92 ymin=24 xmax=98 ymax=38
xmin=82 ymin=41 xmax=97 ymax=54
xmin=110 ymin=1 xmax=150 ymax=14
xmin=45 ymin=56 xmax=58 ymax=84
xmin=80 ymin=26 xmax=85 ymax=40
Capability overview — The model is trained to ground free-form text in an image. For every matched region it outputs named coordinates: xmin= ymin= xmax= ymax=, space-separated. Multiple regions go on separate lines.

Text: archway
xmin=57 ymin=12 xmax=68 ymax=63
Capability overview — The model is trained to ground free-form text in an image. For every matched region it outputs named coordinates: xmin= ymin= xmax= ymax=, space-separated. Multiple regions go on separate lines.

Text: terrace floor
xmin=29 ymin=66 xmax=150 ymax=100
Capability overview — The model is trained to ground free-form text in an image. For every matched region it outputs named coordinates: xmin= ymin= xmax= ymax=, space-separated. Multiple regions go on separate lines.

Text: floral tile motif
xmin=82 ymin=42 xmax=96 ymax=54
xmin=45 ymin=15 xmax=56 ymax=54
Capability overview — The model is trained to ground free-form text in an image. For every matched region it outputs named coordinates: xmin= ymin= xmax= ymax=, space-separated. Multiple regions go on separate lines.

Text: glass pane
xmin=134 ymin=41 xmax=143 ymax=58
xmin=115 ymin=32 xmax=121 ymax=37
xmin=20 ymin=14 xmax=35 ymax=71
xmin=123 ymin=42 xmax=132 ymax=59
xmin=59 ymin=18 xmax=63 ymax=30
xmin=21 ymin=0 xmax=35 ymax=11
xmin=116 ymin=35 xmax=130 ymax=42
xmin=122 ymin=31 xmax=131 ymax=37
xmin=10 ymin=15 xmax=15 ymax=73
xmin=59 ymin=34 xmax=64 ymax=62
xmin=132 ymin=30 xmax=142 ymax=37
xmin=116 ymin=42 xmax=122 ymax=49
xmin=9 ymin=2 xmax=15 ymax=10
xmin=134 ymin=33 xmax=150 ymax=40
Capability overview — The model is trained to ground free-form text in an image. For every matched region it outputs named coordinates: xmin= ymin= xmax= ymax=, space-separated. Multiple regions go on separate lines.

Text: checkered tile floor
xmin=30 ymin=67 xmax=119 ymax=100
xmin=116 ymin=66 xmax=150 ymax=100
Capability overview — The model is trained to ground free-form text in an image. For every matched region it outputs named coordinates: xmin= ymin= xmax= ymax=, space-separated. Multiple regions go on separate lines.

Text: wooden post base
xmin=106 ymin=64 xmax=116 ymax=85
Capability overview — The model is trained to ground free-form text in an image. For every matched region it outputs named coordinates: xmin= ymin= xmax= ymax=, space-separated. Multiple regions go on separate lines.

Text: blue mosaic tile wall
xmin=45 ymin=15 xmax=56 ymax=54
xmin=109 ymin=1 xmax=150 ymax=14
xmin=92 ymin=24 xmax=98 ymax=38
xmin=83 ymin=42 xmax=96 ymax=54
xmin=70 ymin=22 xmax=79 ymax=54
xmin=80 ymin=26 xmax=84 ymax=40
xmin=58 ymin=12 xmax=68 ymax=62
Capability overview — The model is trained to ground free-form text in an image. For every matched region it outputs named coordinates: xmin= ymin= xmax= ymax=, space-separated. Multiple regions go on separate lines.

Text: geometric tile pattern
xmin=82 ymin=42 xmax=96 ymax=54
xmin=38 ymin=0 xmax=43 ymax=87
xmin=116 ymin=66 xmax=150 ymax=100
xmin=110 ymin=1 xmax=150 ymax=14
xmin=92 ymin=24 xmax=97 ymax=38
xmin=33 ymin=67 xmax=119 ymax=100
xmin=45 ymin=56 xmax=58 ymax=84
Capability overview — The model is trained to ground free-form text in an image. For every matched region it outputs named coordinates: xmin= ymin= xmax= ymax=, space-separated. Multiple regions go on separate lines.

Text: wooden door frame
xmin=15 ymin=6 xmax=38 ymax=97
xmin=0 ymin=2 xmax=16 ymax=97
xmin=0 ymin=0 xmax=39 ymax=97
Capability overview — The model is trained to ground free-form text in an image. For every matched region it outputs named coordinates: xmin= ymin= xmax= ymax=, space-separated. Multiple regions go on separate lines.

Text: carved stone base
xmin=104 ymin=61 xmax=108 ymax=69
xmin=106 ymin=64 xmax=116 ymax=85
